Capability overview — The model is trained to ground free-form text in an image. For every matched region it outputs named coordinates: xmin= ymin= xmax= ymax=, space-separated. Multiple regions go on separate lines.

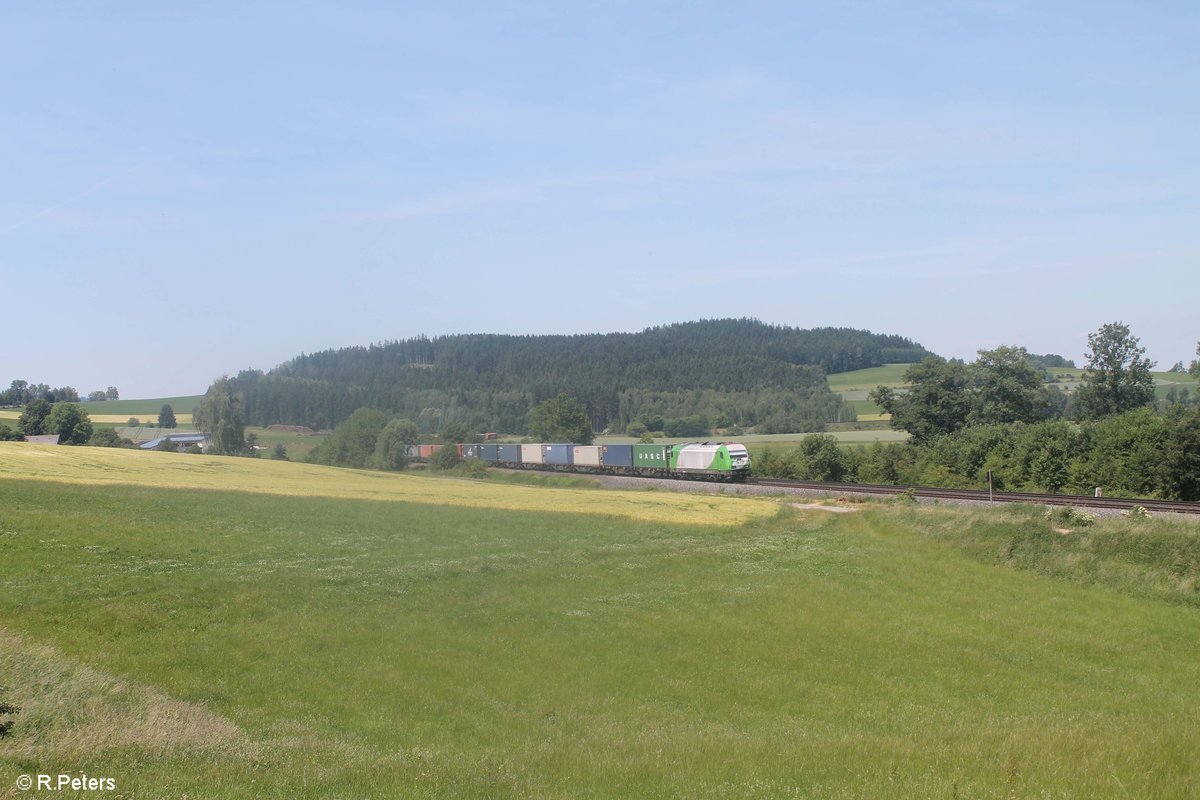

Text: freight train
xmin=407 ymin=442 xmax=752 ymax=481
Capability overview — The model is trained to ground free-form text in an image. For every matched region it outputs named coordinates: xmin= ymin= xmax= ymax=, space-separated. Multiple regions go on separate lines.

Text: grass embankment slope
xmin=2 ymin=443 xmax=1199 ymax=798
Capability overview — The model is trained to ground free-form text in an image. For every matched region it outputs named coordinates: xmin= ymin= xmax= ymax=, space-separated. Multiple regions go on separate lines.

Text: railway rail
xmin=747 ymin=478 xmax=1200 ymax=515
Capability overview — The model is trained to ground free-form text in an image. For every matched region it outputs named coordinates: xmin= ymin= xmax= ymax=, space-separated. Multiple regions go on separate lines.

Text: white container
xmin=520 ymin=444 xmax=544 ymax=464
xmin=572 ymin=446 xmax=602 ymax=466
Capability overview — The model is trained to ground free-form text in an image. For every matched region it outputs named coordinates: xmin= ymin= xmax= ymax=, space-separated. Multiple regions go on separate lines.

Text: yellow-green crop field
xmin=3 ymin=444 xmax=1200 ymax=798
xmin=0 ymin=443 xmax=775 ymax=527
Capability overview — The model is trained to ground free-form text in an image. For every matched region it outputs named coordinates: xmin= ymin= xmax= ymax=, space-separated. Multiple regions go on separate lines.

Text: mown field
xmin=2 ymin=444 xmax=1200 ymax=798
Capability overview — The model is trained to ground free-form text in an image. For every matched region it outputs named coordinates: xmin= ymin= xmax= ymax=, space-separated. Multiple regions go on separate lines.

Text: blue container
xmin=541 ymin=444 xmax=573 ymax=465
xmin=479 ymin=444 xmax=499 ymax=462
xmin=497 ymin=444 xmax=522 ymax=463
xmin=600 ymin=444 xmax=633 ymax=467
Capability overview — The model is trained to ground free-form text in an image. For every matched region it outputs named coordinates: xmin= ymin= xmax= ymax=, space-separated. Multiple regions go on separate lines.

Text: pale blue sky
xmin=3 ymin=2 xmax=1197 ymax=398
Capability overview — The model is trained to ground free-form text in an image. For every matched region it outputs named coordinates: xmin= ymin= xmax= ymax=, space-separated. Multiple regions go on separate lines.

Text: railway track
xmin=747 ymin=478 xmax=1200 ymax=515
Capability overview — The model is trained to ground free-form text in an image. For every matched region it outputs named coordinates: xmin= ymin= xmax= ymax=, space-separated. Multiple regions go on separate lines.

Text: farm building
xmin=139 ymin=433 xmax=210 ymax=452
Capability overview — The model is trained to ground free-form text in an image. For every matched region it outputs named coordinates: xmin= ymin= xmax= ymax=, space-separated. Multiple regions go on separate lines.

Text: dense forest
xmin=226 ymin=319 xmax=930 ymax=434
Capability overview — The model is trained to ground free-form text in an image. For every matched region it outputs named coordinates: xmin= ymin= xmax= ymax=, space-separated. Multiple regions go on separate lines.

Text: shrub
xmin=1045 ymin=506 xmax=1097 ymax=528
xmin=1125 ymin=505 xmax=1152 ymax=521
xmin=430 ymin=444 xmax=462 ymax=471
xmin=0 ymin=686 xmax=18 ymax=738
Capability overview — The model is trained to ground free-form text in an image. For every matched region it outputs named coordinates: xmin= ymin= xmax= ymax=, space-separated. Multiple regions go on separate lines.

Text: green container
xmin=632 ymin=444 xmax=671 ymax=468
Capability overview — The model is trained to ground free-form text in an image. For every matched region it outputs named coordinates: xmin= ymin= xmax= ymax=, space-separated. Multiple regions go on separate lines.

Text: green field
xmin=2 ymin=446 xmax=1199 ymax=797
xmin=826 ymin=364 xmax=912 ymax=419
xmin=79 ymin=395 xmax=205 ymax=416
xmin=826 ymin=364 xmax=913 ymax=393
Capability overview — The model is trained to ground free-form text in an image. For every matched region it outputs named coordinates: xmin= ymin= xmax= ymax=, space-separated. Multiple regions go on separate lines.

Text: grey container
xmin=541 ymin=444 xmax=573 ymax=465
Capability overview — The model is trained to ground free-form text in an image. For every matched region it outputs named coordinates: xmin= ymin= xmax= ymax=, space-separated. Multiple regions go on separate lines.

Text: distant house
xmin=139 ymin=433 xmax=210 ymax=452
xmin=24 ymin=434 xmax=61 ymax=445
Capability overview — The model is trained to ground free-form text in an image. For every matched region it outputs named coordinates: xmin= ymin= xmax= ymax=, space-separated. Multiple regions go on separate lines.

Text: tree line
xmin=755 ymin=324 xmax=1200 ymax=500
xmin=1 ymin=380 xmax=121 ymax=406
xmin=223 ymin=319 xmax=929 ymax=434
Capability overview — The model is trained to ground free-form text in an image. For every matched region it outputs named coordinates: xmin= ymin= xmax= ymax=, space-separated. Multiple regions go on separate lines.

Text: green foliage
xmin=1077 ymin=321 xmax=1156 ymax=419
xmin=0 ymin=424 xmax=21 ymax=442
xmin=308 ymin=408 xmax=386 ymax=468
xmin=1071 ymin=408 xmax=1168 ymax=497
xmin=225 ymin=320 xmax=925 ymax=432
xmin=1045 ymin=506 xmax=1096 ymax=528
xmin=527 ymin=393 xmax=594 ymax=444
xmin=971 ymin=345 xmax=1055 ymax=425
xmin=871 ymin=357 xmax=973 ymax=443
xmin=1124 ymin=505 xmax=1152 ymax=521
xmin=625 ymin=420 xmax=648 ymax=438
xmin=663 ymin=414 xmax=709 ymax=438
xmin=750 ymin=434 xmax=853 ymax=481
xmin=875 ymin=349 xmax=1059 ymax=443
xmin=0 ymin=685 xmax=18 ymax=738
xmin=88 ymin=428 xmax=133 ymax=448
xmin=1163 ymin=405 xmax=1200 ymax=501
xmin=47 ymin=402 xmax=93 ymax=445
xmin=195 ymin=377 xmax=247 ymax=456
xmin=272 ymin=443 xmax=289 ymax=461
xmin=370 ymin=418 xmax=419 ymax=471
xmin=158 ymin=404 xmax=177 ymax=429
xmin=17 ymin=399 xmax=52 ymax=436
xmin=437 ymin=421 xmax=472 ymax=444
xmin=429 ymin=443 xmax=462 ymax=470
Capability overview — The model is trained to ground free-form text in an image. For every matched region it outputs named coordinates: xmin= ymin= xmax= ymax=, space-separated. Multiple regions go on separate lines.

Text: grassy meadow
xmin=826 ymin=364 xmax=911 ymax=420
xmin=2 ymin=444 xmax=1200 ymax=798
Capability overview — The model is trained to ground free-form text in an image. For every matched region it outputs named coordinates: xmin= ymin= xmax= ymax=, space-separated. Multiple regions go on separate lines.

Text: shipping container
xmin=632 ymin=444 xmax=671 ymax=469
xmin=520 ymin=444 xmax=544 ymax=464
xmin=405 ymin=444 xmax=422 ymax=460
xmin=479 ymin=444 xmax=499 ymax=462
xmin=542 ymin=444 xmax=573 ymax=465
xmin=418 ymin=444 xmax=442 ymax=459
xmin=460 ymin=443 xmax=482 ymax=459
xmin=572 ymin=445 xmax=602 ymax=466
xmin=600 ymin=444 xmax=633 ymax=467
xmin=497 ymin=444 xmax=522 ymax=463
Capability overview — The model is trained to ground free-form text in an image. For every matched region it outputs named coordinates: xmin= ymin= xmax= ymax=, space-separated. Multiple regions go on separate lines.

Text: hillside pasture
xmin=825 ymin=364 xmax=911 ymax=419
xmin=1 ymin=452 xmax=1198 ymax=798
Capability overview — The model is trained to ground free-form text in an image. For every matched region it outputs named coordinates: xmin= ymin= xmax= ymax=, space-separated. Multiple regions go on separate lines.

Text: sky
xmin=2 ymin=1 xmax=1197 ymax=398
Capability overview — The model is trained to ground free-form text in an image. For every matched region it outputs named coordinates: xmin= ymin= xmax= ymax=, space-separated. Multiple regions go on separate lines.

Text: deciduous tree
xmin=371 ymin=418 xmax=419 ymax=470
xmin=971 ymin=345 xmax=1055 ymax=425
xmin=47 ymin=403 xmax=93 ymax=445
xmin=195 ymin=377 xmax=247 ymax=455
xmin=17 ymin=399 xmax=52 ymax=436
xmin=871 ymin=357 xmax=973 ymax=443
xmin=527 ymin=393 xmax=594 ymax=444
xmin=308 ymin=408 xmax=385 ymax=468
xmin=1076 ymin=322 xmax=1156 ymax=419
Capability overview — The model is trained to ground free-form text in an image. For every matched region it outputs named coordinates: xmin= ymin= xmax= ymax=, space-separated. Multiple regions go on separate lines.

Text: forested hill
xmin=228 ymin=320 xmax=930 ymax=434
